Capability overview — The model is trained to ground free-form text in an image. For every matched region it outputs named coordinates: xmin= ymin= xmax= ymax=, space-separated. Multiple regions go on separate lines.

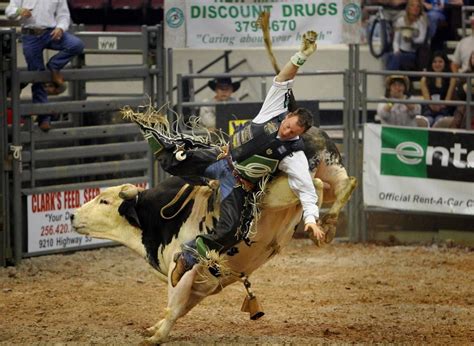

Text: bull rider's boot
xmin=137 ymin=123 xmax=177 ymax=157
xmin=170 ymin=251 xmax=195 ymax=287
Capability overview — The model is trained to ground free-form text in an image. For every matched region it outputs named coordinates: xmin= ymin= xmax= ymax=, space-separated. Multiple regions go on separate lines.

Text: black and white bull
xmin=71 ymin=127 xmax=356 ymax=344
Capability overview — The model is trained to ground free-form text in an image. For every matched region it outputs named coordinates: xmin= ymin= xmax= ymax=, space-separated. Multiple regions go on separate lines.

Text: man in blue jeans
xmin=6 ymin=0 xmax=84 ymax=131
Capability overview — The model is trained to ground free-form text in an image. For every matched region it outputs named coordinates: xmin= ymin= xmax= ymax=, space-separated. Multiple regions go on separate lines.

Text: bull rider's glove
xmin=290 ymin=31 xmax=318 ymax=67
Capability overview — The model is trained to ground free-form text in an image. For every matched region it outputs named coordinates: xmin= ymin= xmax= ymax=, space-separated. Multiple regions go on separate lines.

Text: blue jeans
xmin=22 ymin=30 xmax=84 ymax=124
xmin=427 ymin=10 xmax=446 ymax=38
xmin=386 ymin=51 xmax=417 ymax=71
xmin=203 ymin=159 xmax=237 ymax=201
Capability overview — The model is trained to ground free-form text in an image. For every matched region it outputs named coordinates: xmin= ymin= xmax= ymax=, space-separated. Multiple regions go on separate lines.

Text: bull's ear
xmin=118 ymin=199 xmax=141 ymax=228
xmin=119 ymin=184 xmax=139 ymax=200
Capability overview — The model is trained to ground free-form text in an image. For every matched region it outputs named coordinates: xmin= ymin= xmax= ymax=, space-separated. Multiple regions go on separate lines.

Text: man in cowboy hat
xmin=376 ymin=75 xmax=421 ymax=126
xmin=199 ymin=77 xmax=241 ymax=130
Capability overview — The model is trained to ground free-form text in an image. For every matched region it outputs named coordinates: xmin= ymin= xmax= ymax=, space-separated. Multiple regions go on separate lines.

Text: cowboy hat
xmin=208 ymin=77 xmax=240 ymax=92
xmin=385 ymin=75 xmax=410 ymax=92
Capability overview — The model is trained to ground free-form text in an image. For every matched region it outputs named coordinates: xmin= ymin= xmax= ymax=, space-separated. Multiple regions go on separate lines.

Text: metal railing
xmin=1 ymin=25 xmax=166 ymax=264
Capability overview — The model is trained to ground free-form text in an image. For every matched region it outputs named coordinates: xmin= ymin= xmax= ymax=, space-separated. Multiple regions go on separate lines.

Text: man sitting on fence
xmin=6 ymin=0 xmax=84 ymax=132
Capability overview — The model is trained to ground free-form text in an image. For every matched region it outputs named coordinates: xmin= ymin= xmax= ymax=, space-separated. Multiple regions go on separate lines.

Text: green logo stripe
xmin=380 ymin=127 xmax=429 ymax=178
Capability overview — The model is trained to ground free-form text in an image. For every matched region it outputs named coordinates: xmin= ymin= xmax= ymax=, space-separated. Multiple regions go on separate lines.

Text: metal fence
xmin=1 ymin=25 xmax=166 ymax=264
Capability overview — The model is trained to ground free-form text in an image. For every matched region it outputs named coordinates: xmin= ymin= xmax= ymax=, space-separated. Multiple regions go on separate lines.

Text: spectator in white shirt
xmin=6 ymin=0 xmax=84 ymax=131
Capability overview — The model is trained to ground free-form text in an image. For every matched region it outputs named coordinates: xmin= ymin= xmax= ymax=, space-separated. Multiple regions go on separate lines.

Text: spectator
xmin=199 ymin=77 xmax=240 ymax=130
xmin=423 ymin=0 xmax=446 ymax=38
xmin=454 ymin=51 xmax=474 ymax=101
xmin=5 ymin=0 xmax=84 ymax=132
xmin=449 ymin=105 xmax=474 ymax=129
xmin=376 ymin=75 xmax=422 ymax=126
xmin=451 ymin=16 xmax=474 ymax=74
xmin=386 ymin=0 xmax=429 ymax=71
xmin=420 ymin=51 xmax=456 ymax=125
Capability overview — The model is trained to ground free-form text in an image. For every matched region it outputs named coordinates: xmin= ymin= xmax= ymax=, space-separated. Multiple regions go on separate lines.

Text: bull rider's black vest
xmin=229 ymin=112 xmax=304 ymax=183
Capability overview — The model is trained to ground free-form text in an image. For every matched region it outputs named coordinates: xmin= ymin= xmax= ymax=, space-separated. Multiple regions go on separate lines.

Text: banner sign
xmin=27 ymin=183 xmax=148 ymax=254
xmin=363 ymin=124 xmax=474 ymax=215
xmin=164 ymin=0 xmax=362 ymax=48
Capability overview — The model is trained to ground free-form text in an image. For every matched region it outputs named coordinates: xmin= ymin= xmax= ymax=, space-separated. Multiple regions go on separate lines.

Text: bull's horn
xmin=119 ymin=184 xmax=139 ymax=200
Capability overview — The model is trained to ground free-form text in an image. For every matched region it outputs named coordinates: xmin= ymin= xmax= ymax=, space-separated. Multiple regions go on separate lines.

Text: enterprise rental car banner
xmin=363 ymin=124 xmax=474 ymax=215
xmin=164 ymin=0 xmax=362 ymax=48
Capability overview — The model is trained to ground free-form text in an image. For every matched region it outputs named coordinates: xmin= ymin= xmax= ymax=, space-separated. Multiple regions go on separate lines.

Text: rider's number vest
xmin=230 ymin=112 xmax=304 ymax=183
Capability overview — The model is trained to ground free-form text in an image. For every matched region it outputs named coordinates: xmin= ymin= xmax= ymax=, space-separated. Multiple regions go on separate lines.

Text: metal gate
xmin=0 ymin=25 xmax=166 ymax=264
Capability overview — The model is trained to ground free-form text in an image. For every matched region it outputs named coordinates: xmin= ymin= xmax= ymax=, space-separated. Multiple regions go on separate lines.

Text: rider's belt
xmin=225 ymin=155 xmax=255 ymax=192
xmin=21 ymin=27 xmax=51 ymax=36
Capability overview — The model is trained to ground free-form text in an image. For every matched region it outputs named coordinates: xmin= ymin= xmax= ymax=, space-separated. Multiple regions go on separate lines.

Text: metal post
xmin=342 ymin=70 xmax=350 ymax=169
xmin=154 ymin=24 xmax=166 ymax=186
xmin=167 ymin=48 xmax=173 ymax=108
xmin=177 ymin=74 xmax=183 ymax=120
xmin=10 ymin=31 xmax=23 ymax=264
xmin=353 ymin=44 xmax=365 ymax=242
xmin=346 ymin=45 xmax=357 ymax=242
xmin=466 ymin=75 xmax=472 ymax=130
xmin=142 ymin=26 xmax=154 ymax=185
xmin=0 ymin=30 xmax=11 ymax=266
xmin=142 ymin=26 xmax=153 ymax=104
xmin=360 ymin=69 xmax=369 ymax=242
xmin=260 ymin=78 xmax=267 ymax=101
xmin=188 ymin=59 xmax=195 ymax=102
xmin=156 ymin=25 xmax=166 ymax=108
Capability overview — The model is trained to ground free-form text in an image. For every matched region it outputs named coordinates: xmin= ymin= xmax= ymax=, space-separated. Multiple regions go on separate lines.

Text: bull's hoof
xmin=144 ymin=327 xmax=156 ymax=337
xmin=142 ymin=335 xmax=168 ymax=345
xmin=308 ymin=231 xmax=323 ymax=247
xmin=324 ymin=225 xmax=337 ymax=244
xmin=321 ymin=214 xmax=338 ymax=244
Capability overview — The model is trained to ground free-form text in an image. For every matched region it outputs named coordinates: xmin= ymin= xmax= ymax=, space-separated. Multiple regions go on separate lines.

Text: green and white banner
xmin=363 ymin=124 xmax=474 ymax=215
xmin=164 ymin=0 xmax=362 ymax=48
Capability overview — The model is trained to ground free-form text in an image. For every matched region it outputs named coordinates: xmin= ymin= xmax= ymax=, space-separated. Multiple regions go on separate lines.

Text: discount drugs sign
xmin=164 ymin=0 xmax=362 ymax=48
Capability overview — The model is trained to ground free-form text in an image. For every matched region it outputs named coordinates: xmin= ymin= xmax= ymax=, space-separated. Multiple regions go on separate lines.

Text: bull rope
xmin=159 ymin=183 xmax=198 ymax=220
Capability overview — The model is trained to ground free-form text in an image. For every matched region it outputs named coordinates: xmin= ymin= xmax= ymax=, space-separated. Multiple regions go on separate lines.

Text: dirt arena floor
xmin=1 ymin=239 xmax=473 ymax=344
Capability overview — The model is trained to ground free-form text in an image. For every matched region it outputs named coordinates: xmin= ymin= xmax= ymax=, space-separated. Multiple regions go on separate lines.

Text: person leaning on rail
xmin=6 ymin=0 xmax=84 ymax=132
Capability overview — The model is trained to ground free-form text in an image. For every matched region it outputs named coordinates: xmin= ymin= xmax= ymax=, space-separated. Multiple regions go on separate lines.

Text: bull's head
xmin=71 ymin=184 xmax=144 ymax=244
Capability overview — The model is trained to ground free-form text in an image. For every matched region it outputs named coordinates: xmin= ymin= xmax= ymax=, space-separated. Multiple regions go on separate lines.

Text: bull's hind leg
xmin=315 ymin=159 xmax=357 ymax=243
xmin=327 ymin=175 xmax=357 ymax=216
xmin=313 ymin=178 xmax=325 ymax=209
xmin=322 ymin=175 xmax=357 ymax=242
xmin=144 ymin=269 xmax=199 ymax=344
xmin=145 ymin=266 xmax=219 ymax=344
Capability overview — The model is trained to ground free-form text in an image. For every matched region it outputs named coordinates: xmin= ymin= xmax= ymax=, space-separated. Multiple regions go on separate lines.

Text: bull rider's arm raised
xmin=275 ymin=31 xmax=317 ymax=83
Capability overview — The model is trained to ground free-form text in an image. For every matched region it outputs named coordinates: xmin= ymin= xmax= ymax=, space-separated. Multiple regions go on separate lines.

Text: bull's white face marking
xmin=72 ymin=185 xmax=130 ymax=237
xmin=72 ymin=184 xmax=145 ymax=256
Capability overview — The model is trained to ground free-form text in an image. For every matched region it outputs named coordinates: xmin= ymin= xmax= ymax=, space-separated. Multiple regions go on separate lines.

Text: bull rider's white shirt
xmin=253 ymin=77 xmax=319 ymax=224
